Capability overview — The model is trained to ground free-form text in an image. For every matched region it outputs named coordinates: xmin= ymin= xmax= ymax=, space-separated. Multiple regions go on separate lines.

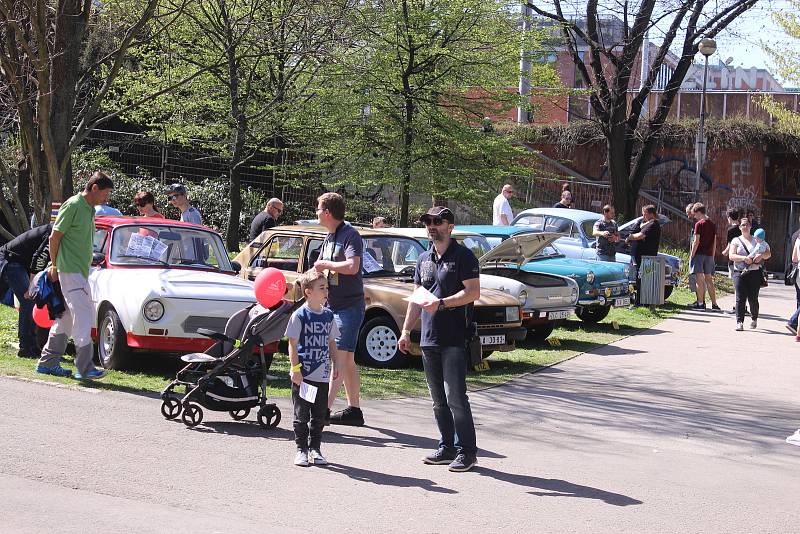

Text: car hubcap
xmin=365 ymin=325 xmax=398 ymax=362
xmin=100 ymin=316 xmax=115 ymax=365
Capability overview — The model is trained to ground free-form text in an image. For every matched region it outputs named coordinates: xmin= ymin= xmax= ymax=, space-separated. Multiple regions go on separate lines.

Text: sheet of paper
xmin=403 ymin=284 xmax=438 ymax=305
xmin=299 ymin=381 xmax=318 ymax=403
xmin=126 ymin=233 xmax=146 ymax=257
xmin=150 ymin=239 xmax=168 ymax=260
xmin=362 ymin=250 xmax=383 ymax=273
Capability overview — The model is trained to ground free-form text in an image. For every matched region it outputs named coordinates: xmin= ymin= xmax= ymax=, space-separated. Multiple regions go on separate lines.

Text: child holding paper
xmin=284 ymin=269 xmax=340 ymax=467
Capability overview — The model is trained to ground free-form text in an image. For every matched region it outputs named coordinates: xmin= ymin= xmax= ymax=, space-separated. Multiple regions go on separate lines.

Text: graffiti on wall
xmin=725 ymin=185 xmax=758 ymax=213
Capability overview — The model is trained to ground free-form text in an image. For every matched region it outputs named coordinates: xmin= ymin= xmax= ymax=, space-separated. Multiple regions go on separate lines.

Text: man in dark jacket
xmin=248 ymin=198 xmax=284 ymax=242
xmin=0 ymin=224 xmax=52 ymax=357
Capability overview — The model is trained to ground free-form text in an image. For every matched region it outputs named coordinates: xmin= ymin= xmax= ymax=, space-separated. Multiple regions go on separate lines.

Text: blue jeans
xmin=789 ymin=285 xmax=800 ymax=329
xmin=422 ymin=346 xmax=477 ymax=455
xmin=332 ymin=303 xmax=365 ymax=353
xmin=3 ymin=263 xmax=35 ymax=353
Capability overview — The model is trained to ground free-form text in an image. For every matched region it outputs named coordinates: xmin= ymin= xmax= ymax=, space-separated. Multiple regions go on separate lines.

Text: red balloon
xmin=32 ymin=304 xmax=55 ymax=328
xmin=254 ymin=268 xmax=286 ymax=308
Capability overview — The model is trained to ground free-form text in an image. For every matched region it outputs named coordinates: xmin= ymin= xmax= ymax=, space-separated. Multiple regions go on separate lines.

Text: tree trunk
xmin=399 ymin=94 xmax=414 ymax=227
xmin=607 ymin=130 xmax=636 ymax=220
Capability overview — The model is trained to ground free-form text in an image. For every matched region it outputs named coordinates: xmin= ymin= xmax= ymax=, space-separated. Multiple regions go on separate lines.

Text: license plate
xmin=547 ymin=310 xmax=570 ymax=320
xmin=614 ymin=297 xmax=630 ymax=307
xmin=480 ymin=335 xmax=506 ymax=345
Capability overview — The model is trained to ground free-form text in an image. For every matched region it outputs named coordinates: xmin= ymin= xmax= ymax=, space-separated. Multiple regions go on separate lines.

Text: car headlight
xmin=505 ymin=306 xmax=520 ymax=322
xmin=586 ymin=270 xmax=595 ymax=283
xmin=570 ymin=287 xmax=578 ymax=302
xmin=517 ymin=290 xmax=528 ymax=306
xmin=143 ymin=299 xmax=165 ymax=322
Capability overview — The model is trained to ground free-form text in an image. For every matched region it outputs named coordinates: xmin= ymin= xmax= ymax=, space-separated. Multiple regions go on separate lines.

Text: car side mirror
xmin=230 ymin=260 xmax=241 ymax=274
xmin=92 ymin=251 xmax=106 ymax=266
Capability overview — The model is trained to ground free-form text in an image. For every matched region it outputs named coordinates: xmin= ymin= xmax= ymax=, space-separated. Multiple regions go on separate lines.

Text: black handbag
xmin=466 ymin=321 xmax=482 ymax=367
xmin=785 ymin=264 xmax=798 ymax=286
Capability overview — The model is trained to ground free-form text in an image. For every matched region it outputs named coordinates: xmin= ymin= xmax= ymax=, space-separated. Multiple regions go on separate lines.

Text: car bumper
xmin=124 ymin=333 xmax=279 ymax=354
xmin=522 ymin=307 xmax=574 ymax=326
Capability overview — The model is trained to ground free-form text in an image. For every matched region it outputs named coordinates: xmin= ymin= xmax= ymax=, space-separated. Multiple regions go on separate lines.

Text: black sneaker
xmin=689 ymin=302 xmax=706 ymax=310
xmin=328 ymin=406 xmax=364 ymax=426
xmin=448 ymin=453 xmax=477 ymax=472
xmin=687 ymin=301 xmax=698 ymax=308
xmin=422 ymin=446 xmax=457 ymax=465
xmin=711 ymin=304 xmax=721 ymax=311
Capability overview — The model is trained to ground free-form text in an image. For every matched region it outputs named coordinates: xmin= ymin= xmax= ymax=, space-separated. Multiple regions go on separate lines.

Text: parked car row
xmin=46 ymin=207 xmax=679 ymax=372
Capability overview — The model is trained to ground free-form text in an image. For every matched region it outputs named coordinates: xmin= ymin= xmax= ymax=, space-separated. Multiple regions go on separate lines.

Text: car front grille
xmin=181 ymin=316 xmax=228 ymax=334
xmin=474 ymin=306 xmax=507 ymax=325
xmin=601 ymin=283 xmax=627 ymax=296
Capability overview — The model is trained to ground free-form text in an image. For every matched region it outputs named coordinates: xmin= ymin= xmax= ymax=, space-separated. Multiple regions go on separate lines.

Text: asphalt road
xmin=2 ymin=284 xmax=799 ymax=533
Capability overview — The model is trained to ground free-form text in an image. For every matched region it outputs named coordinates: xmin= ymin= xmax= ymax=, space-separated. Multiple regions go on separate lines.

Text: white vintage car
xmin=377 ymin=227 xmax=579 ymax=341
xmin=87 ymin=217 xmax=257 ymax=369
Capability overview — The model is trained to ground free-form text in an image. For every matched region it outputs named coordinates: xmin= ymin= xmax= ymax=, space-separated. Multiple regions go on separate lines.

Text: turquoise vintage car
xmin=456 ymin=225 xmax=635 ymax=323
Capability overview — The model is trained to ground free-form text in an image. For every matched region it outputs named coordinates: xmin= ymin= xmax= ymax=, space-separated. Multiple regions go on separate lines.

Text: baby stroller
xmin=160 ymin=299 xmax=300 ymax=429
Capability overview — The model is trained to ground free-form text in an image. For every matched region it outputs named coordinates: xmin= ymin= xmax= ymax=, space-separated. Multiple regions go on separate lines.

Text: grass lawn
xmin=0 ymin=286 xmax=699 ymax=399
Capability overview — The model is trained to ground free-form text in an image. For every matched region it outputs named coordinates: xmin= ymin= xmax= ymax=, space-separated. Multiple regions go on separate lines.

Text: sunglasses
xmin=422 ymin=216 xmax=448 ymax=226
xmin=168 ymin=194 xmax=179 ymax=201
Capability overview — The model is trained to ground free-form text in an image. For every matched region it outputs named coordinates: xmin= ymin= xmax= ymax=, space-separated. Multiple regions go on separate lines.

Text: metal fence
xmin=81 ymin=129 xmax=319 ymax=207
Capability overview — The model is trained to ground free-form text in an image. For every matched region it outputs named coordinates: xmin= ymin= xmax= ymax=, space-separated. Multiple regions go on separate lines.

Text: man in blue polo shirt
xmin=398 ymin=206 xmax=480 ymax=472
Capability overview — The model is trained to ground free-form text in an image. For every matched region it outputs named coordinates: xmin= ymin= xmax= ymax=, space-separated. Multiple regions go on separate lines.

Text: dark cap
xmin=420 ymin=206 xmax=455 ymax=223
xmin=165 ymin=183 xmax=187 ymax=196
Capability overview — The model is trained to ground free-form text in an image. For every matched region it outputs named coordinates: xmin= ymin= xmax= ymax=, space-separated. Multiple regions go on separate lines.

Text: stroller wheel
xmin=229 ymin=408 xmax=251 ymax=421
xmin=257 ymin=404 xmax=281 ymax=429
xmin=181 ymin=403 xmax=204 ymax=428
xmin=160 ymin=397 xmax=182 ymax=420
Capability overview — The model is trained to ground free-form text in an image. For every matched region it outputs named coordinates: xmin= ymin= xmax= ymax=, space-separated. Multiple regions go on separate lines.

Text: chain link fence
xmin=82 ymin=129 xmax=320 ymax=208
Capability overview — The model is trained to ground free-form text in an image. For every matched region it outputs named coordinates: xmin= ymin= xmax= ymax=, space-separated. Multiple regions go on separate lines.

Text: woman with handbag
xmin=786 ymin=237 xmax=800 ymax=339
xmin=728 ymin=218 xmax=771 ymax=331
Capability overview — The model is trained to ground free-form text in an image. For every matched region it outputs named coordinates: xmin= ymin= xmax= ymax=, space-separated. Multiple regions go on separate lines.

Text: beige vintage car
xmin=232 ymin=225 xmax=526 ymax=368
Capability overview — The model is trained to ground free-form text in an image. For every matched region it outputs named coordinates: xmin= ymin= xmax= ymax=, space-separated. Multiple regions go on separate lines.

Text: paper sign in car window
xmin=362 ymin=249 xmax=383 ymax=273
xmin=127 ymin=233 xmax=169 ymax=261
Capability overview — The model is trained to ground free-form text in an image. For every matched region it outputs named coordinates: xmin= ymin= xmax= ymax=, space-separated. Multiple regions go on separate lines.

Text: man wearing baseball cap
xmin=165 ymin=183 xmax=202 ymax=225
xmin=398 ymin=205 xmax=480 ymax=472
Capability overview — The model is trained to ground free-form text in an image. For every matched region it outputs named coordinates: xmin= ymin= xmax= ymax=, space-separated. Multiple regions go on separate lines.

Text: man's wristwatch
xmin=401 ymin=329 xmax=411 ymax=337
xmin=438 ymin=299 xmax=446 ymax=311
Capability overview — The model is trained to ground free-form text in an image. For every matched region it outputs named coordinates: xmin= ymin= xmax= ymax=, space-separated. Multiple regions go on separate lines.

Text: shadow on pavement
xmin=324 ymin=463 xmax=457 ymax=494
xmin=325 ymin=425 xmax=506 ymax=458
xmin=476 ymin=467 xmax=642 ymax=506
xmin=193 ymin=420 xmax=294 ymax=440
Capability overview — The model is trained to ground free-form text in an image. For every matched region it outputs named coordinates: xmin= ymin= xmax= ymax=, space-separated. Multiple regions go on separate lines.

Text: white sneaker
xmin=309 ymin=448 xmax=328 ymax=466
xmin=750 ymin=320 xmax=757 ymax=329
xmin=294 ymin=449 xmax=309 ymax=467
xmin=786 ymin=430 xmax=800 ymax=446
xmin=736 ymin=322 xmax=744 ymax=331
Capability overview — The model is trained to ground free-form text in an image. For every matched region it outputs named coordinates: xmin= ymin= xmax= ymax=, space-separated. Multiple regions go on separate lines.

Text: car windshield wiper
xmin=115 ymin=254 xmax=169 ymax=266
xmin=177 ymin=259 xmax=221 ymax=270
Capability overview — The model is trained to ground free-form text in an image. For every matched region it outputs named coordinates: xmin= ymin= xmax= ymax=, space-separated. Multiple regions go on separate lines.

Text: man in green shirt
xmin=36 ymin=172 xmax=114 ymax=379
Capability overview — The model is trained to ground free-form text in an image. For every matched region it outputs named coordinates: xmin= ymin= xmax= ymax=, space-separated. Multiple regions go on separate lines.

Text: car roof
xmin=515 ymin=208 xmax=601 ymax=223
xmin=96 ymin=216 xmax=213 ymax=230
xmin=456 ymin=225 xmax=531 ymax=236
xmin=379 ymin=227 xmax=482 ymax=238
xmin=264 ymin=225 xmax=419 ymax=239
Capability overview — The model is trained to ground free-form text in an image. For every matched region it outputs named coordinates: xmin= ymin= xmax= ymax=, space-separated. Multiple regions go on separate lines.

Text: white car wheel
xmin=356 ymin=316 xmax=408 ymax=368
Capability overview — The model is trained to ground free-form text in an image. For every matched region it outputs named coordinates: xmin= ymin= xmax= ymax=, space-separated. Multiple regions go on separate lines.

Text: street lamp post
xmin=694 ymin=38 xmax=717 ymax=201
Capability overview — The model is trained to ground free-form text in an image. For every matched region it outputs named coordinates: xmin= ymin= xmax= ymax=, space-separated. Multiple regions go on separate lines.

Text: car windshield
xmin=534 ymin=244 xmax=563 ymax=258
xmin=459 ymin=235 xmax=492 ymax=257
xmin=109 ymin=224 xmax=233 ymax=271
xmin=582 ymin=219 xmax=599 ymax=240
xmin=362 ymin=236 xmax=425 ymax=277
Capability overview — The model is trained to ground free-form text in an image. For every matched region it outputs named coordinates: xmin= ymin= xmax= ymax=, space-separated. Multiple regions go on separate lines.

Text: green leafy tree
xmin=528 ymin=0 xmax=761 ymax=219
xmin=318 ymin=0 xmax=557 ymax=226
xmin=0 ymin=0 xmax=186 ymax=226
xmin=759 ymin=0 xmax=800 ymax=133
xmin=109 ymin=0 xmax=353 ymax=249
